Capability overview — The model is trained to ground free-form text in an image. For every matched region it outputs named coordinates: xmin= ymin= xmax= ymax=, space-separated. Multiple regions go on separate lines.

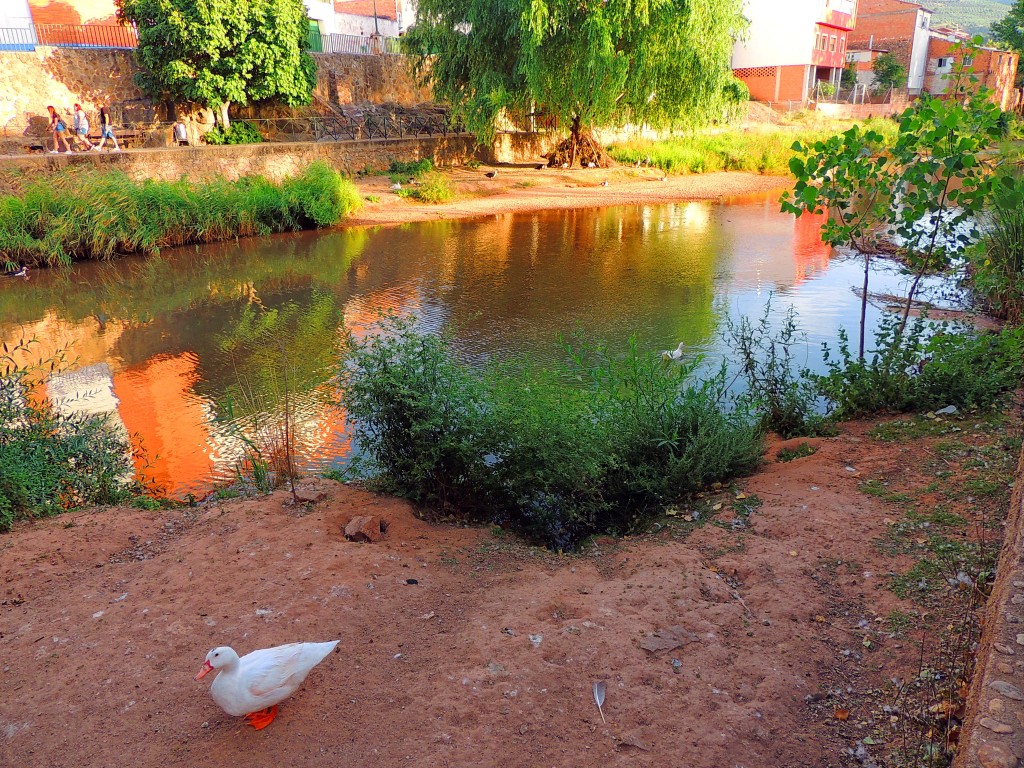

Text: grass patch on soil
xmin=777 ymin=441 xmax=817 ymax=462
xmin=840 ymin=406 xmax=1021 ymax=767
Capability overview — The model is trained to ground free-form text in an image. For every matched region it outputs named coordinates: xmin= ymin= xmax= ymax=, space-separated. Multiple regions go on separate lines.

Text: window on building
xmin=839 ymin=38 xmax=845 ymax=55
xmin=963 ymin=55 xmax=973 ymax=66
xmin=830 ymin=36 xmax=837 ymax=52
xmin=937 ymin=57 xmax=952 ymax=69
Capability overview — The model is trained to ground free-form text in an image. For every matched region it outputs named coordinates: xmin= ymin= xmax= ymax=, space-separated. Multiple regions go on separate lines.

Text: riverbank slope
xmin=2 ymin=406 xmax=1021 ymax=768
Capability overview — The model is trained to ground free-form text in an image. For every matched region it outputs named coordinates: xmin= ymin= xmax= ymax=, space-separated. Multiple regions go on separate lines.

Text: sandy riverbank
xmin=347 ymin=166 xmax=792 ymax=227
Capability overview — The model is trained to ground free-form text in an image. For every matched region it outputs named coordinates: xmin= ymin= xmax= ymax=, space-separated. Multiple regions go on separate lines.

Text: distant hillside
xmin=925 ymin=0 xmax=1012 ymax=37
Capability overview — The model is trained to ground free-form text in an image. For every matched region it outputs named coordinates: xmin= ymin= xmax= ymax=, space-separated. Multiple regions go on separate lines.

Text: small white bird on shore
xmin=660 ymin=342 xmax=686 ymax=362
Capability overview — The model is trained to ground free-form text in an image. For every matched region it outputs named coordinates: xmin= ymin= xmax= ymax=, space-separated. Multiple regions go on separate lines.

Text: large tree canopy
xmin=117 ymin=0 xmax=316 ymax=128
xmin=404 ymin=0 xmax=748 ymax=160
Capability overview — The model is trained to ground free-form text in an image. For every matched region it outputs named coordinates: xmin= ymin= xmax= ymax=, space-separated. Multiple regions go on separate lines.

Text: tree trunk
xmin=217 ymin=102 xmax=231 ymax=130
xmin=569 ymin=115 xmax=581 ymax=169
xmin=859 ymin=251 xmax=869 ymax=361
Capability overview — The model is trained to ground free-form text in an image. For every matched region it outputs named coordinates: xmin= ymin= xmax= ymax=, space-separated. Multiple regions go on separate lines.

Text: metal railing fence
xmin=35 ymin=23 xmax=139 ymax=49
xmin=308 ymin=31 xmax=402 ymax=55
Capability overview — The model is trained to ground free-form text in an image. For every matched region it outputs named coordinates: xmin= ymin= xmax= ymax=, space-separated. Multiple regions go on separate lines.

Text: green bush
xmin=0 ymin=376 xmax=136 ymax=531
xmin=0 ymin=162 xmax=360 ymax=266
xmin=814 ymin=315 xmax=1024 ymax=419
xmin=387 ymin=158 xmax=435 ymax=183
xmin=203 ymin=120 xmax=264 ymax=145
xmin=339 ymin=319 xmax=763 ymax=550
xmin=397 ymin=171 xmax=454 ymax=204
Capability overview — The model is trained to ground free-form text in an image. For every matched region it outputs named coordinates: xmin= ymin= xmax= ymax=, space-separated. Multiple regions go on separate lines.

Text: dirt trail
xmin=3 ymin=418 xmax=995 ymax=768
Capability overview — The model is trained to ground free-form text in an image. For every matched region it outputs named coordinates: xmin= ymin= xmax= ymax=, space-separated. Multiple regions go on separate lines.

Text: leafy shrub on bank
xmin=814 ymin=315 xmax=1024 ymax=419
xmin=339 ymin=319 xmax=763 ymax=550
xmin=397 ymin=172 xmax=454 ymax=204
xmin=0 ymin=361 xmax=136 ymax=532
xmin=0 ymin=161 xmax=360 ymax=266
xmin=203 ymin=120 xmax=264 ymax=145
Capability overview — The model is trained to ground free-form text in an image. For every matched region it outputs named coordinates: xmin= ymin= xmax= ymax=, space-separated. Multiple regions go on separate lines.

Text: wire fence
xmin=0 ymin=24 xmax=399 ymax=54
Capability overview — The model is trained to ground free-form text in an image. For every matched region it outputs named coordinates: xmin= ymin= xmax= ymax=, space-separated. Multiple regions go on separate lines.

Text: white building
xmin=732 ymin=0 xmax=858 ymax=102
xmin=0 ymin=0 xmax=35 ymax=50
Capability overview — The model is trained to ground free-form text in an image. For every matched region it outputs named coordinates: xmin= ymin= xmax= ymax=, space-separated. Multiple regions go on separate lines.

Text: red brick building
xmin=926 ymin=29 xmax=1020 ymax=111
xmin=732 ymin=0 xmax=859 ymax=104
xmin=848 ymin=0 xmax=932 ymax=93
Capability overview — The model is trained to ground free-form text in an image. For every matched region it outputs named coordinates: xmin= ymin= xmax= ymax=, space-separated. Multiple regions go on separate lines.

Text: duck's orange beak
xmin=195 ymin=660 xmax=213 ymax=681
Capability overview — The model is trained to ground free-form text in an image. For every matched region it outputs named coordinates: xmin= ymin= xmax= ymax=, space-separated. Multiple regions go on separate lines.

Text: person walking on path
xmin=71 ymin=103 xmax=94 ymax=151
xmin=46 ymin=105 xmax=72 ymax=154
xmin=92 ymin=106 xmax=121 ymax=152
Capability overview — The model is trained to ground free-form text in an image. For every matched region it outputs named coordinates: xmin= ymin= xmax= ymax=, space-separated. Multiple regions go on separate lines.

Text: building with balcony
xmin=732 ymin=0 xmax=858 ymax=104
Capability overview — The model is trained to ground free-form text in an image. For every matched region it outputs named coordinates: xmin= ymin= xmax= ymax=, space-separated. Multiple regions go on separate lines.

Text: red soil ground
xmin=4 ymin=415 xmax=1012 ymax=768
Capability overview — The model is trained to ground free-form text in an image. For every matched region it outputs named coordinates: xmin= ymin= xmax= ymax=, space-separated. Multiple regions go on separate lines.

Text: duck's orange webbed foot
xmin=243 ymin=705 xmax=278 ymax=730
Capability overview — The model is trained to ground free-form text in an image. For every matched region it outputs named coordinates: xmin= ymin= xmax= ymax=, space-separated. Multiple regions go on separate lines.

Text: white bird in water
xmin=660 ymin=342 xmax=686 ymax=362
xmin=195 ymin=640 xmax=339 ymax=730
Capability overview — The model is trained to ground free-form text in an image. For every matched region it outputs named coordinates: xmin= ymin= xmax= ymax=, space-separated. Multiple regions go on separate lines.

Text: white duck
xmin=195 ymin=640 xmax=339 ymax=729
xmin=660 ymin=341 xmax=686 ymax=362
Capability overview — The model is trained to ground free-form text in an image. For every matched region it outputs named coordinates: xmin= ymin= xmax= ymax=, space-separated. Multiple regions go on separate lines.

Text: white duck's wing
xmin=242 ymin=641 xmax=338 ymax=700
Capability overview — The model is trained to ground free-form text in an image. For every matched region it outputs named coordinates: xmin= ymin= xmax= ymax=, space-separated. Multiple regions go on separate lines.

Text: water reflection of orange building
xmin=792 ymin=210 xmax=831 ymax=285
xmin=112 ymin=353 xmax=217 ymax=495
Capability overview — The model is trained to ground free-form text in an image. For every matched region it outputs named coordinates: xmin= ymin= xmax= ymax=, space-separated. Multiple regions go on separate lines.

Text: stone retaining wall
xmin=0 ymin=47 xmax=431 ymax=144
xmin=0 ymin=135 xmax=481 ymax=185
xmin=956 ymin=441 xmax=1024 ymax=768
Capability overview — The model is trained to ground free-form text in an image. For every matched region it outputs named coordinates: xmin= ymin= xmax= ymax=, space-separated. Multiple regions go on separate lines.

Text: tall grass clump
xmin=0 ymin=340 xmax=137 ymax=531
xmin=727 ymin=302 xmax=827 ymax=438
xmin=339 ymin=318 xmax=763 ymax=550
xmin=0 ymin=161 xmax=360 ymax=266
xmin=607 ymin=121 xmax=897 ymax=177
xmin=970 ymin=173 xmax=1024 ymax=324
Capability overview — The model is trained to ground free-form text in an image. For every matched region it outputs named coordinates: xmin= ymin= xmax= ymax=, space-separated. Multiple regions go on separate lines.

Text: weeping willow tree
xmin=404 ymin=0 xmax=749 ymax=165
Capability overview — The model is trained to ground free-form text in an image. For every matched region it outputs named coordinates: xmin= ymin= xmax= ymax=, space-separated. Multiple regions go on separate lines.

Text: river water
xmin=0 ymin=193 xmax=951 ymax=497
